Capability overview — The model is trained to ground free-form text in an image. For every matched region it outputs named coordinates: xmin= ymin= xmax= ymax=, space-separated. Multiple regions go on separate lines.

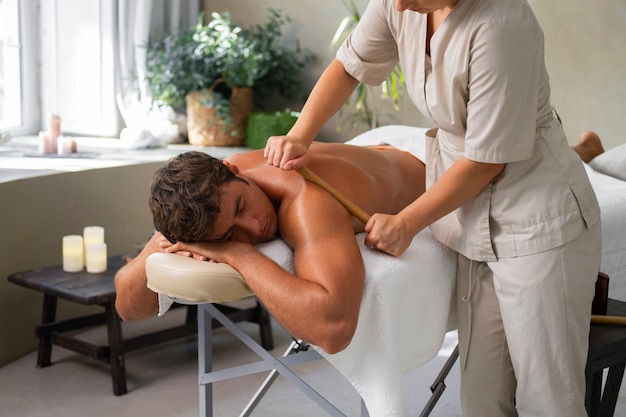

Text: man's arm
xmin=114 ymin=232 xmax=162 ymax=321
xmin=164 ymin=185 xmax=365 ymax=354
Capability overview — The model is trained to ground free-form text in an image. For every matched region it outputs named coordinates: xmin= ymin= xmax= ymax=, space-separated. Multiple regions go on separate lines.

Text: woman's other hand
xmin=364 ymin=213 xmax=414 ymax=257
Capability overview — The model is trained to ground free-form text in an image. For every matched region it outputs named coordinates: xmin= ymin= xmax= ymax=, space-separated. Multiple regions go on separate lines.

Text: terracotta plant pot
xmin=186 ymin=85 xmax=253 ymax=147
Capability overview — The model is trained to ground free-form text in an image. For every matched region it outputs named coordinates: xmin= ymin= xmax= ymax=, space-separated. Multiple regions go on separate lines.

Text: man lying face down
xmin=114 ymin=142 xmax=426 ymax=353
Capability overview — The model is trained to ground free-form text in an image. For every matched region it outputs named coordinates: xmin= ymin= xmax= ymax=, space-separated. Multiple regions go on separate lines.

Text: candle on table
xmin=62 ymin=235 xmax=84 ymax=272
xmin=86 ymin=242 xmax=107 ymax=273
xmin=83 ymin=226 xmax=104 ymax=248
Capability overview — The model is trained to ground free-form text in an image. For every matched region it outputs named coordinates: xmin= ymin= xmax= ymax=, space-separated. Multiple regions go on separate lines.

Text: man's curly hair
xmin=149 ymin=151 xmax=246 ymax=243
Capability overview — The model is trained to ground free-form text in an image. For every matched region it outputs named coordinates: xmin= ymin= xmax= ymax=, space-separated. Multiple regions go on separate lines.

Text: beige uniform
xmin=338 ymin=0 xmax=601 ymax=415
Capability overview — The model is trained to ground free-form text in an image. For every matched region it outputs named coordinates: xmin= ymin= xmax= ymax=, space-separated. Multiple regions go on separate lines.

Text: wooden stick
xmin=591 ymin=315 xmax=626 ymax=326
xmin=296 ymin=166 xmax=371 ymax=224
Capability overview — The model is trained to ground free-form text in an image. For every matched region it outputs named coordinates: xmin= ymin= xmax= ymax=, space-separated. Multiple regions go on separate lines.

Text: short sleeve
xmin=336 ymin=0 xmax=399 ymax=86
xmin=464 ymin=13 xmax=544 ymax=163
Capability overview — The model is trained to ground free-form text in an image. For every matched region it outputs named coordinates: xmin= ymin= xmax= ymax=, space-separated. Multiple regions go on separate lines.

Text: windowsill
xmin=0 ymin=135 xmax=249 ymax=183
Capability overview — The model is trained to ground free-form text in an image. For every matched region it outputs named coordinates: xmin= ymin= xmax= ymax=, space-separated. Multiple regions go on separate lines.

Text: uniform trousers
xmin=456 ymin=221 xmax=601 ymax=417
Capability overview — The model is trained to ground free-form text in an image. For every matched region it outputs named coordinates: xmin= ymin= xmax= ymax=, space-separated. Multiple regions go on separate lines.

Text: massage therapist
xmin=263 ymin=0 xmax=601 ymax=416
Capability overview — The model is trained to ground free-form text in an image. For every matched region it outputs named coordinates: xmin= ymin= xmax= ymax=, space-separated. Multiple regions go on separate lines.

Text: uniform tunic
xmin=337 ymin=0 xmax=600 ymax=261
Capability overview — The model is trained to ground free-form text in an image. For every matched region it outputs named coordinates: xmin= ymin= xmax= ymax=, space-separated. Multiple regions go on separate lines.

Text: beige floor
xmin=0 ymin=307 xmax=624 ymax=417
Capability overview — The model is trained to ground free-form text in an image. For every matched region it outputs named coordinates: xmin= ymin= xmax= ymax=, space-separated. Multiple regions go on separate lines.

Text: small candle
xmin=63 ymin=235 xmax=84 ymax=272
xmin=57 ymin=136 xmax=74 ymax=155
xmin=84 ymin=226 xmax=105 ymax=248
xmin=38 ymin=131 xmax=57 ymax=155
xmin=86 ymin=243 xmax=107 ymax=273
xmin=48 ymin=114 xmax=61 ymax=141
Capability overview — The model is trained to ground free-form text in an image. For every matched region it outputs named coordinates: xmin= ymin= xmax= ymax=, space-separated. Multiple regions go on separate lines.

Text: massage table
xmin=146 ymin=125 xmax=626 ymax=417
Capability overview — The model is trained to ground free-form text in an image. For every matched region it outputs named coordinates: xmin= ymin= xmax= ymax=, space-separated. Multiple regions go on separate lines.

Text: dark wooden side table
xmin=8 ymin=256 xmax=273 ymax=396
xmin=586 ymin=298 xmax=626 ymax=417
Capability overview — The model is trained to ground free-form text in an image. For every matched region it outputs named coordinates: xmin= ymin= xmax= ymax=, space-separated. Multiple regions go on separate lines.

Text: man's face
xmin=205 ymin=177 xmax=278 ymax=244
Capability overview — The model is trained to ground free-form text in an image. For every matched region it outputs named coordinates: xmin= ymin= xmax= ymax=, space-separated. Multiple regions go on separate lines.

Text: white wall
xmin=205 ymin=0 xmax=626 ymax=150
xmin=529 ymin=0 xmax=626 ymax=150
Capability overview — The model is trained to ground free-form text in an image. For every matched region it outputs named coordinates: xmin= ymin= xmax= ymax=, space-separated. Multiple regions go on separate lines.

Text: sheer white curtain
xmin=115 ymin=0 xmax=199 ymax=147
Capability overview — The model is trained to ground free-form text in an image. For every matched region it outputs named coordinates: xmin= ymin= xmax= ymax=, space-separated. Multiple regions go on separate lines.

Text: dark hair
xmin=149 ymin=151 xmax=244 ymax=243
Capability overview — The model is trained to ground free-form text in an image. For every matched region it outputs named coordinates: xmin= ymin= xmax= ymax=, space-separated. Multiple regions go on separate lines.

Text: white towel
xmin=256 ymin=230 xmax=456 ymax=417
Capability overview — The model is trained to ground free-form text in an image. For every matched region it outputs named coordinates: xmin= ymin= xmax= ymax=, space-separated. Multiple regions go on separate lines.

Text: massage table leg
xmin=240 ymin=339 xmax=307 ymax=416
xmin=196 ymin=302 xmax=367 ymax=417
xmin=419 ymin=344 xmax=459 ymax=417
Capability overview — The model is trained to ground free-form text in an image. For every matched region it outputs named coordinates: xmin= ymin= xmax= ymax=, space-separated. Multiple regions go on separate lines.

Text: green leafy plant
xmin=145 ymin=10 xmax=314 ymax=132
xmin=330 ymin=0 xmax=406 ymax=136
xmin=246 ymin=110 xmax=299 ymax=149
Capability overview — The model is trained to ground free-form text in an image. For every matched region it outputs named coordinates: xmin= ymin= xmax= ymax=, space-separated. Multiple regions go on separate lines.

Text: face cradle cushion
xmin=146 ymin=253 xmax=253 ymax=304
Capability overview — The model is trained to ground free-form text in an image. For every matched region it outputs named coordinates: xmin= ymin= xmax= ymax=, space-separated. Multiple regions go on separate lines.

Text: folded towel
xmin=255 ymin=230 xmax=456 ymax=417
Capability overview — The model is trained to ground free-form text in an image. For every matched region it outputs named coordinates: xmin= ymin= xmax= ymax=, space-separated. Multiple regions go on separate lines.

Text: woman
xmin=263 ymin=0 xmax=601 ymax=416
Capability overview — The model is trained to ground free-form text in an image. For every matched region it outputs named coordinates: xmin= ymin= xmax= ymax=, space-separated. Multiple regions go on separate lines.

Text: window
xmin=0 ymin=0 xmax=39 ymax=136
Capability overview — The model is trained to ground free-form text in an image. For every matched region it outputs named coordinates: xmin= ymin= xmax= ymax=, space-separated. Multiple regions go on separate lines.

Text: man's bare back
xmin=227 ymin=142 xmax=425 ymax=235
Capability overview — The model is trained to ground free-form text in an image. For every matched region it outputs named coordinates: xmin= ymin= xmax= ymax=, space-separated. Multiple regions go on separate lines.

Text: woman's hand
xmin=264 ymin=135 xmax=310 ymax=171
xmin=364 ymin=213 xmax=415 ymax=257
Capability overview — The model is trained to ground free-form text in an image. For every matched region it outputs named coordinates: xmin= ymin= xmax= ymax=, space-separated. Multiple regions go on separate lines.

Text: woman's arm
xmin=365 ymin=157 xmax=505 ymax=256
xmin=264 ymin=59 xmax=360 ymax=170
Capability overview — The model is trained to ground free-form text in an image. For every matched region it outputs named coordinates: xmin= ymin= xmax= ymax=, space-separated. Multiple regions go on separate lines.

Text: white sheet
xmin=584 ymin=164 xmax=626 ymax=301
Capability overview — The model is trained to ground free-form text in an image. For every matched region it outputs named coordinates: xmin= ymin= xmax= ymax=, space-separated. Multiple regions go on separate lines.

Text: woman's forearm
xmin=288 ymin=59 xmax=360 ymax=144
xmin=402 ymin=157 xmax=505 ymax=236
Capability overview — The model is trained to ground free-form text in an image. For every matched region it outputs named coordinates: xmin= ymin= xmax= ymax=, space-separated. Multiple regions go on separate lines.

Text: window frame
xmin=1 ymin=0 xmax=39 ymax=136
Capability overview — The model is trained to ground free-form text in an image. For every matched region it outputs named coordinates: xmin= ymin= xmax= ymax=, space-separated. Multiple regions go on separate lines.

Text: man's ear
xmin=222 ymin=160 xmax=241 ymax=175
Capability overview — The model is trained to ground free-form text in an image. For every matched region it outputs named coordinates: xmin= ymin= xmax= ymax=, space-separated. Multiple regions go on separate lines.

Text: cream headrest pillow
xmin=145 ymin=252 xmax=253 ymax=303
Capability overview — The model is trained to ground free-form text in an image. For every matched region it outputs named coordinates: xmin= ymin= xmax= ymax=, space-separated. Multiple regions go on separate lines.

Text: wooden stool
xmin=586 ymin=298 xmax=626 ymax=417
xmin=8 ymin=256 xmax=273 ymax=396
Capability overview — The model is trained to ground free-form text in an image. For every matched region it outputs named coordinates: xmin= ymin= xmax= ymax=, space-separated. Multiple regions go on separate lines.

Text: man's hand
xmin=158 ymin=236 xmax=211 ymax=261
xmin=263 ymin=135 xmax=309 ymax=171
xmin=162 ymin=239 xmax=252 ymax=265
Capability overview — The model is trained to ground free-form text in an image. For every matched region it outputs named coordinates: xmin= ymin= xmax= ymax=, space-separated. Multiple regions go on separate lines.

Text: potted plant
xmin=145 ymin=9 xmax=314 ymax=146
xmin=330 ymin=0 xmax=406 ymax=138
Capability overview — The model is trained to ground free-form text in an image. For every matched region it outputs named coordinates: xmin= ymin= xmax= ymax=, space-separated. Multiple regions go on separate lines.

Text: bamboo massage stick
xmin=296 ymin=166 xmax=371 ymax=224
xmin=297 ymin=167 xmax=626 ymax=327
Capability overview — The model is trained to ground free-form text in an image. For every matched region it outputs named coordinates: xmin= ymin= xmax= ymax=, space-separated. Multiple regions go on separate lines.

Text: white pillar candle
xmin=62 ymin=235 xmax=84 ymax=272
xmin=57 ymin=136 xmax=74 ymax=155
xmin=84 ymin=226 xmax=105 ymax=247
xmin=86 ymin=243 xmax=107 ymax=273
